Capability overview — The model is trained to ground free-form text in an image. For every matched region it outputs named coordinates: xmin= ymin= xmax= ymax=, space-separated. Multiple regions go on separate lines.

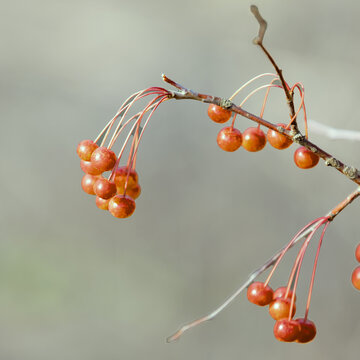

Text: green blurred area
xmin=1 ymin=0 xmax=360 ymax=359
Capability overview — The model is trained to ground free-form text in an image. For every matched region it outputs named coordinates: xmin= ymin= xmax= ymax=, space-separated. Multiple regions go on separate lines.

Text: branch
xmin=250 ymin=5 xmax=267 ymax=45
xmin=167 ymin=187 xmax=360 ymax=342
xmin=250 ymin=5 xmax=298 ymax=131
xmin=309 ymin=120 xmax=360 ymax=141
xmin=163 ymin=74 xmax=360 ymax=186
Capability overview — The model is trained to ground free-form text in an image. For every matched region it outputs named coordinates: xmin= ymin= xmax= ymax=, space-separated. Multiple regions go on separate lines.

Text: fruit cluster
xmin=352 ymin=243 xmax=360 ymax=290
xmin=208 ymin=104 xmax=319 ymax=170
xmin=77 ymin=87 xmax=170 ymax=218
xmin=246 ymin=217 xmax=330 ymax=343
xmin=77 ymin=140 xmax=139 ymax=218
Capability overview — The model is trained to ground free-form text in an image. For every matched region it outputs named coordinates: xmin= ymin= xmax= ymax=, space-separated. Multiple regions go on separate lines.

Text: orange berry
xmin=207 ymin=104 xmax=232 ymax=123
xmin=108 ymin=195 xmax=136 ymax=218
xmin=269 ymin=298 xmax=296 ymax=320
xmin=242 ymin=127 xmax=266 ymax=152
xmin=266 ymin=123 xmax=292 ymax=150
xmin=217 ymin=126 xmax=242 ymax=152
xmin=247 ymin=282 xmax=273 ymax=306
xmin=294 ymin=146 xmax=319 ymax=169
xmin=295 ymin=318 xmax=317 ymax=343
xmin=351 ymin=266 xmax=360 ymax=290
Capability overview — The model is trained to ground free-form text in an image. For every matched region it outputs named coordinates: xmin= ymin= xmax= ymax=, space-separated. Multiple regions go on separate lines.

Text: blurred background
xmin=1 ymin=0 xmax=360 ymax=359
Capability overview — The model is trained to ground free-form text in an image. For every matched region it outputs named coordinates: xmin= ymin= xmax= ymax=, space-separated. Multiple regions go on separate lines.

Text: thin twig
xmin=309 ymin=120 xmax=360 ymax=141
xmin=167 ymin=187 xmax=360 ymax=342
xmin=250 ymin=5 xmax=298 ymax=131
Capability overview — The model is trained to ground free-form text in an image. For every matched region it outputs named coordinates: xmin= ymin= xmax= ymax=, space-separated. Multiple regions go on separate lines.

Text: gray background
xmin=1 ymin=0 xmax=360 ymax=359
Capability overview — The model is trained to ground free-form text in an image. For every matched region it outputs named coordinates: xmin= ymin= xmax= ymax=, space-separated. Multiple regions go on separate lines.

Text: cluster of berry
xmin=77 ymin=140 xmax=139 ymax=218
xmin=352 ymin=243 xmax=360 ymax=290
xmin=207 ymin=104 xmax=319 ymax=169
xmin=77 ymin=87 xmax=170 ymax=219
xmin=245 ymin=217 xmax=330 ymax=343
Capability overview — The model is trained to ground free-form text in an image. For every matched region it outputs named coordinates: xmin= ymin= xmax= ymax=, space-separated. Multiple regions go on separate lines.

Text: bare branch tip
xmin=250 ymin=4 xmax=267 ymax=45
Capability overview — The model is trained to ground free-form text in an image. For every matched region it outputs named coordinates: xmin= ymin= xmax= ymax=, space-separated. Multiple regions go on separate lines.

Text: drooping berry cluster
xmin=351 ymin=243 xmax=360 ymax=290
xmin=77 ymin=87 xmax=170 ymax=218
xmin=207 ymin=74 xmax=319 ymax=170
xmin=246 ymin=217 xmax=330 ymax=343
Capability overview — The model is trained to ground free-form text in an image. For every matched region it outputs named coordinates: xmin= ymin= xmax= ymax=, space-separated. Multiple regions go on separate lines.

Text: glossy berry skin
xmin=207 ymin=104 xmax=232 ymax=123
xmin=217 ymin=127 xmax=242 ymax=152
xmin=351 ymin=266 xmax=360 ymax=290
xmin=355 ymin=243 xmax=360 ymax=263
xmin=273 ymin=319 xmax=300 ymax=342
xmin=242 ymin=127 xmax=266 ymax=152
xmin=247 ymin=282 xmax=273 ymax=306
xmin=80 ymin=160 xmax=103 ymax=175
xmin=294 ymin=146 xmax=319 ymax=169
xmin=266 ymin=124 xmax=292 ymax=150
xmin=81 ymin=174 xmax=99 ymax=195
xmin=273 ymin=286 xmax=297 ymax=302
xmin=95 ymin=196 xmax=110 ymax=210
xmin=117 ymin=183 xmax=141 ymax=200
xmin=295 ymin=318 xmax=316 ymax=343
xmin=90 ymin=147 xmax=117 ymax=173
xmin=269 ymin=298 xmax=296 ymax=320
xmin=77 ymin=140 xmax=98 ymax=161
xmin=114 ymin=166 xmax=139 ymax=188
xmin=93 ymin=178 xmax=117 ymax=199
xmin=108 ymin=195 xmax=136 ymax=218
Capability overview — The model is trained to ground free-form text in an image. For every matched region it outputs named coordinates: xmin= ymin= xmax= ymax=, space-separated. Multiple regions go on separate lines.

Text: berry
xmin=77 ymin=140 xmax=98 ymax=161
xmin=80 ymin=160 xmax=103 ymax=175
xmin=355 ymin=243 xmax=360 ymax=263
xmin=295 ymin=318 xmax=316 ymax=343
xmin=217 ymin=127 xmax=242 ymax=152
xmin=117 ymin=183 xmax=142 ymax=200
xmin=266 ymin=124 xmax=292 ymax=150
xmin=351 ymin=266 xmax=360 ymax=290
xmin=273 ymin=319 xmax=300 ymax=342
xmin=294 ymin=146 xmax=319 ymax=169
xmin=93 ymin=178 xmax=117 ymax=199
xmin=242 ymin=127 xmax=266 ymax=152
xmin=273 ymin=286 xmax=297 ymax=301
xmin=108 ymin=195 xmax=136 ymax=218
xmin=95 ymin=196 xmax=110 ymax=210
xmin=247 ymin=282 xmax=273 ymax=306
xmin=207 ymin=104 xmax=232 ymax=123
xmin=81 ymin=174 xmax=99 ymax=195
xmin=269 ymin=298 xmax=296 ymax=320
xmin=90 ymin=147 xmax=117 ymax=173
xmin=114 ymin=166 xmax=139 ymax=189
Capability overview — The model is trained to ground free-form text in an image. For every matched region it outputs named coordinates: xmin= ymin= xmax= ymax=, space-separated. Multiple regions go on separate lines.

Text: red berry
xmin=351 ymin=266 xmax=360 ymax=290
xmin=93 ymin=178 xmax=117 ymax=199
xmin=266 ymin=124 xmax=292 ymax=150
xmin=242 ymin=127 xmax=266 ymax=152
xmin=77 ymin=140 xmax=98 ymax=161
xmin=207 ymin=104 xmax=232 ymax=123
xmin=217 ymin=127 xmax=242 ymax=152
xmin=247 ymin=282 xmax=273 ymax=306
xmin=269 ymin=298 xmax=296 ymax=320
xmin=90 ymin=147 xmax=117 ymax=173
xmin=108 ymin=195 xmax=136 ymax=218
xmin=294 ymin=146 xmax=319 ymax=169
xmin=273 ymin=286 xmax=297 ymax=301
xmin=80 ymin=160 xmax=103 ymax=175
xmin=295 ymin=318 xmax=317 ymax=343
xmin=355 ymin=243 xmax=360 ymax=263
xmin=81 ymin=174 xmax=99 ymax=195
xmin=117 ymin=183 xmax=142 ymax=200
xmin=95 ymin=196 xmax=110 ymax=210
xmin=273 ymin=319 xmax=300 ymax=342
xmin=114 ymin=166 xmax=139 ymax=189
